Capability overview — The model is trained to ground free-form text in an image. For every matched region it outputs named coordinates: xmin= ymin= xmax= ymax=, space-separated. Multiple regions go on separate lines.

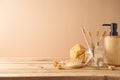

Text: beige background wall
xmin=0 ymin=0 xmax=120 ymax=57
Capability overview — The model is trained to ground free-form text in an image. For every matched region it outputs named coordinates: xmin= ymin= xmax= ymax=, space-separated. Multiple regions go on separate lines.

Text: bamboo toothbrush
xmin=81 ymin=27 xmax=91 ymax=49
xmin=83 ymin=27 xmax=94 ymax=49
xmin=99 ymin=31 xmax=106 ymax=43
xmin=96 ymin=31 xmax=99 ymax=46
xmin=81 ymin=27 xmax=96 ymax=66
xmin=88 ymin=31 xmax=94 ymax=49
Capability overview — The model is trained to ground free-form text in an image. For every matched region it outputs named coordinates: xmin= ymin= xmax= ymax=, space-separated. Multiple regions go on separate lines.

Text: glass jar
xmin=93 ymin=46 xmax=104 ymax=68
xmin=84 ymin=49 xmax=94 ymax=66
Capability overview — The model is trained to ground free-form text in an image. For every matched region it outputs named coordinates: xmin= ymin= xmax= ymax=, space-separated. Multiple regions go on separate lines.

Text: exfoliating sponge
xmin=70 ymin=44 xmax=86 ymax=61
xmin=65 ymin=44 xmax=88 ymax=68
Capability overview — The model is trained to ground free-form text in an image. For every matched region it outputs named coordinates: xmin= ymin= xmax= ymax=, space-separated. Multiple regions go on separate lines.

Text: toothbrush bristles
xmin=96 ymin=31 xmax=99 ymax=36
xmin=102 ymin=31 xmax=106 ymax=37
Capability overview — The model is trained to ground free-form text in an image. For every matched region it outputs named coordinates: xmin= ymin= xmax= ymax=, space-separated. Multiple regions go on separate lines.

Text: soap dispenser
xmin=103 ymin=23 xmax=120 ymax=66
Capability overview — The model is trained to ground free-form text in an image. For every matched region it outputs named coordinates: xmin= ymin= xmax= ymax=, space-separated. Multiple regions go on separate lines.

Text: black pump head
xmin=102 ymin=23 xmax=118 ymax=36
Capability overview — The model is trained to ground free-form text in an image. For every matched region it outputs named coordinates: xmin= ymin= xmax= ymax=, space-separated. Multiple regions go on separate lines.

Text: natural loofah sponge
xmin=70 ymin=44 xmax=86 ymax=60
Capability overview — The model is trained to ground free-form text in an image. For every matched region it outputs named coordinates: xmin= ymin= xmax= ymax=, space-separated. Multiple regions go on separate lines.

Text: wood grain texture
xmin=104 ymin=36 xmax=120 ymax=65
xmin=0 ymin=77 xmax=105 ymax=80
xmin=0 ymin=57 xmax=120 ymax=80
xmin=0 ymin=58 xmax=119 ymax=77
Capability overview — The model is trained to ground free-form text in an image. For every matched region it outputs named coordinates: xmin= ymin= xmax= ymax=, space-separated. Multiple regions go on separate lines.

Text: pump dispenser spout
xmin=102 ymin=23 xmax=118 ymax=36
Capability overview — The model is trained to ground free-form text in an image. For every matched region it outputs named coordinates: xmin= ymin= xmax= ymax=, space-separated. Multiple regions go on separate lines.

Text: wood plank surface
xmin=0 ymin=57 xmax=120 ymax=78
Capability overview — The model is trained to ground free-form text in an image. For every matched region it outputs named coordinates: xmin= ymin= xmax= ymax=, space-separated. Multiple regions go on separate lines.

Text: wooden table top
xmin=0 ymin=57 xmax=120 ymax=77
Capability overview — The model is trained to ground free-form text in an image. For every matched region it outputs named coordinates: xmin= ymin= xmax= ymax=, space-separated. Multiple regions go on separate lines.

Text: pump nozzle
xmin=102 ymin=23 xmax=118 ymax=36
